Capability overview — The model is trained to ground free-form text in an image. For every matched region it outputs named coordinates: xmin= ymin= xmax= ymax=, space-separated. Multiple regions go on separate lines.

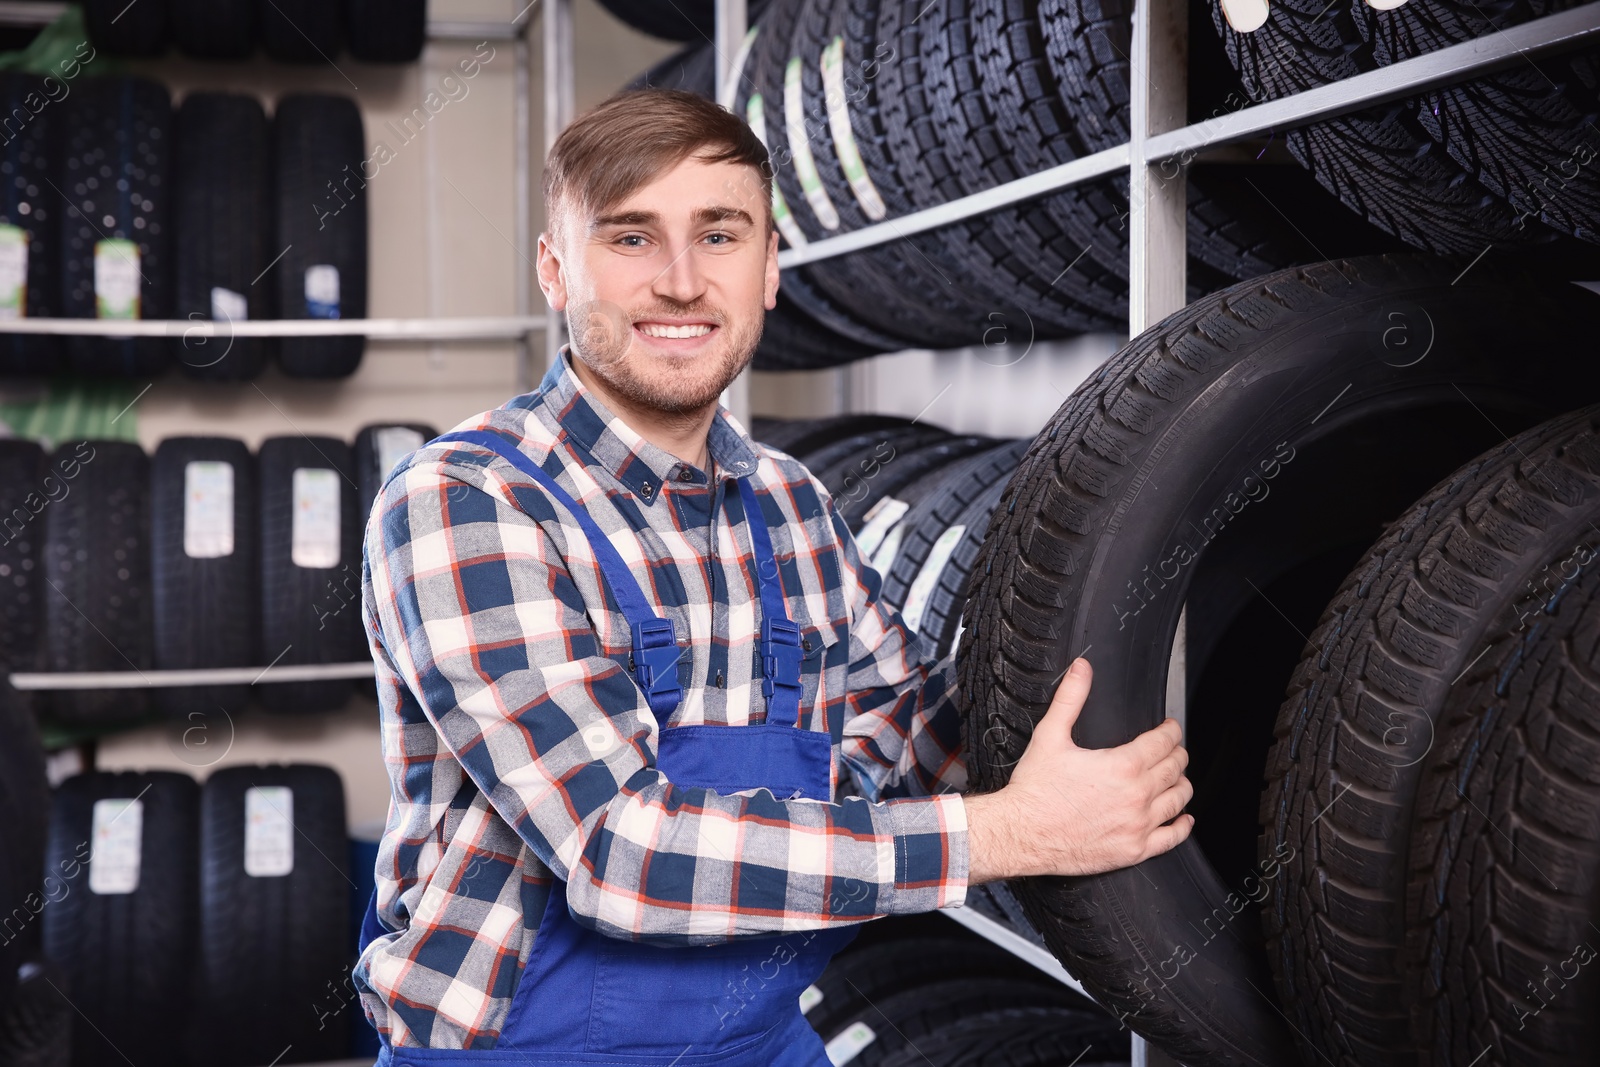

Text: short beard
xmin=568 ymin=298 xmax=763 ymax=417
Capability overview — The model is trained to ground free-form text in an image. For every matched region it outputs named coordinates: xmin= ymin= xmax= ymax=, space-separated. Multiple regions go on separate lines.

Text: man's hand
xmin=964 ymin=658 xmax=1194 ymax=883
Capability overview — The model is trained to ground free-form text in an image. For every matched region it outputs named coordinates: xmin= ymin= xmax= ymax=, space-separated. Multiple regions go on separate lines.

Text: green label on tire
xmin=902 ymin=523 xmax=966 ymax=633
xmin=717 ymin=27 xmax=760 ymax=111
xmin=746 ymin=93 xmax=809 ymax=250
xmin=784 ymin=55 xmax=840 ymax=230
xmin=94 ymin=238 xmax=141 ymax=320
xmin=0 ymin=224 xmax=27 ymax=320
xmin=821 ymin=37 xmax=887 ymax=221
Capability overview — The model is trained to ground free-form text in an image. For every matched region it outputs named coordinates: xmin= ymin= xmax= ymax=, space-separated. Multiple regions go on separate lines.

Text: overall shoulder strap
xmin=431 ymin=430 xmax=681 ymax=717
xmin=735 ymin=477 xmax=804 ymax=729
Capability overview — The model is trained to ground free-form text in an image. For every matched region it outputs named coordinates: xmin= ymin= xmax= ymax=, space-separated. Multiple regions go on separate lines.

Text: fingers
xmin=1151 ymin=775 xmax=1194 ymax=827
xmin=1142 ymin=813 xmax=1196 ymax=860
xmin=1129 ymin=716 xmax=1184 ymax=767
xmin=1039 ymin=657 xmax=1093 ymax=744
xmin=1149 ymin=746 xmax=1189 ymax=791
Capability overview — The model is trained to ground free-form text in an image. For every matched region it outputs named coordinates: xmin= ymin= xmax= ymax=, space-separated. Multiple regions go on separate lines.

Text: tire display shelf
xmin=684 ymin=3 xmax=1600 ymax=1064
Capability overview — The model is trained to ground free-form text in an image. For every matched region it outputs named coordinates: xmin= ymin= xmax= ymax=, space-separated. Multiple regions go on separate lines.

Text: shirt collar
xmin=518 ymin=349 xmax=760 ymax=505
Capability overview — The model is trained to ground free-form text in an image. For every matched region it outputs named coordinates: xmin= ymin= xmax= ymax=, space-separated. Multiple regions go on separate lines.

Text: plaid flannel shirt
xmin=354 ymin=354 xmax=971 ymax=1049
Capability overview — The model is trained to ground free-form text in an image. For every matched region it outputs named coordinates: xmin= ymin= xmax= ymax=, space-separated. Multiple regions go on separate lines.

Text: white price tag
xmin=0 ymin=224 xmax=29 ymax=320
xmin=89 ymin=798 xmax=143 ymax=895
xmin=824 ymin=1021 xmax=876 ymax=1065
xmin=375 ymin=427 xmax=425 ymax=483
xmin=854 ymin=496 xmax=908 ymax=559
xmin=900 ymin=524 xmax=966 ymax=633
xmin=798 ymin=984 xmax=824 ymax=1015
xmin=869 ymin=523 xmax=905 ymax=576
xmin=183 ymin=461 xmax=235 ymax=559
xmin=94 ymin=238 xmax=141 ymax=319
xmin=291 ymin=468 xmax=341 ymax=569
xmin=244 ymin=786 xmax=294 ymax=878
xmin=305 ymin=264 xmax=341 ymax=319
xmin=210 ymin=286 xmax=247 ymax=322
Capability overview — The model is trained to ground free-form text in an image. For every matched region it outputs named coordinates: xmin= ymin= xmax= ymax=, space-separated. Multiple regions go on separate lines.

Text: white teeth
xmin=639 ymin=323 xmax=714 ymax=339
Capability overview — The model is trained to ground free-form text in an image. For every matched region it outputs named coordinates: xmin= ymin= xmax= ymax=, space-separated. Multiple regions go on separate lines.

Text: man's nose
xmin=651 ymin=240 xmax=708 ymax=304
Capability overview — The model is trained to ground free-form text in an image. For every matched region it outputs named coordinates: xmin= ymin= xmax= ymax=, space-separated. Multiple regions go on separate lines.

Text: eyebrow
xmin=588 ymin=205 xmax=756 ymax=231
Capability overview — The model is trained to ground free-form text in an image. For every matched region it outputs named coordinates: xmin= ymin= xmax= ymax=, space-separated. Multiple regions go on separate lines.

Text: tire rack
xmin=4 ymin=3 xmax=1599 ymax=1065
xmin=724 ymin=3 xmax=1600 ymax=1065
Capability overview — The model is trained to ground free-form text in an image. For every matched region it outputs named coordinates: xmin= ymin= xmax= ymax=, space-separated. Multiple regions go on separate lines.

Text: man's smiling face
xmin=540 ymin=154 xmax=780 ymax=417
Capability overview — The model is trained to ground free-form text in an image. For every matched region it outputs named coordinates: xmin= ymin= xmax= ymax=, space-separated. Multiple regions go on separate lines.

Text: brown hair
xmin=543 ymin=89 xmax=773 ymax=238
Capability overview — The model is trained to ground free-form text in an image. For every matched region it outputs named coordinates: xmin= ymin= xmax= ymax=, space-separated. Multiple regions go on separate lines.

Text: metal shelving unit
xmin=690 ymin=3 xmax=1600 ymax=1064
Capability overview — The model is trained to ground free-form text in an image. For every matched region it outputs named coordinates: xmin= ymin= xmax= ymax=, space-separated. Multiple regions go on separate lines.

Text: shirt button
xmin=641 ymin=481 xmax=653 ymax=495
xmin=679 ymin=469 xmax=694 ymax=483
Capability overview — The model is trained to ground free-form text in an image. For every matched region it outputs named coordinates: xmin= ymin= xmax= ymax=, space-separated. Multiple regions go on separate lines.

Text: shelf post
xmin=543 ymin=0 xmax=576 ymax=372
xmin=516 ymin=15 xmax=536 ymax=393
xmin=1130 ymin=2 xmax=1187 ymax=1065
xmin=716 ymin=0 xmax=753 ymax=427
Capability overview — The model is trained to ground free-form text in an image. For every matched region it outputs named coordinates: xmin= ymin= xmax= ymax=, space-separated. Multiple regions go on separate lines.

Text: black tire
xmin=173 ymin=92 xmax=272 ymax=381
xmin=594 ymin=0 xmax=771 ymax=42
xmin=1038 ymin=0 xmax=1406 ymax=284
xmin=150 ymin=437 xmax=258 ymax=721
xmin=1403 ymin=519 xmax=1600 ymax=1066
xmin=756 ymin=414 xmax=919 ymax=460
xmin=626 ymin=41 xmax=717 ymax=96
xmin=274 ymin=93 xmax=367 ymax=379
xmin=262 ymin=0 xmax=345 ymax=64
xmin=0 ymin=440 xmax=46 ymax=671
xmin=878 ymin=1006 xmax=1129 ymax=1067
xmin=0 ymin=958 xmax=72 ymax=1067
xmin=0 ymin=74 xmax=65 ymax=376
xmin=886 ymin=442 xmax=1030 ymax=658
xmin=828 ymin=976 xmax=1094 ymax=1067
xmin=170 ymin=0 xmax=254 ymax=58
xmin=877 ymin=441 xmax=1026 ymax=610
xmin=875 ymin=0 xmax=1115 ymax=334
xmin=956 ymin=254 xmax=1600 ymax=1066
xmin=753 ymin=287 xmax=879 ymax=371
xmin=1210 ymin=0 xmax=1554 ymax=254
xmin=1365 ymin=1 xmax=1600 ymax=245
xmin=806 ymin=935 xmax=1055 ymax=1039
xmin=345 ymin=0 xmax=426 ymax=62
xmin=59 ymin=77 xmax=173 ymax=379
xmin=806 ymin=425 xmax=952 ymax=496
xmin=194 ymin=764 xmax=351 ymax=1066
xmin=258 ymin=436 xmax=359 ymax=713
xmin=39 ymin=441 xmax=152 ymax=728
xmin=0 ymin=683 xmax=51 ymax=958
xmin=1260 ymin=407 xmax=1600 ymax=1067
xmin=42 ymin=771 xmax=200 ymax=1067
xmin=355 ymin=423 xmax=436 ymax=520
xmin=82 ymin=0 xmax=167 ymax=56
xmin=837 ymin=434 xmax=994 ymax=530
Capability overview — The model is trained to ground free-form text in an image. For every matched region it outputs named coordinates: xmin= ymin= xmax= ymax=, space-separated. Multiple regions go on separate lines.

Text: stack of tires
xmin=629 ymin=0 xmax=1410 ymax=371
xmin=82 ymin=0 xmax=428 ymax=62
xmin=754 ymin=414 xmax=1025 ymax=657
xmin=802 ymin=913 xmax=1128 ymax=1066
xmin=1213 ymin=0 xmax=1599 ymax=256
xmin=0 ymin=76 xmax=369 ymax=381
xmin=956 ymin=254 xmax=1600 ymax=1065
xmin=0 ymin=762 xmax=354 ymax=1066
xmin=0 ymin=422 xmax=432 ymax=732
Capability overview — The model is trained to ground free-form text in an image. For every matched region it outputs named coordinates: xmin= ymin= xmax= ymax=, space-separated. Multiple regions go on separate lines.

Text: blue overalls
xmin=360 ymin=429 xmax=859 ymax=1065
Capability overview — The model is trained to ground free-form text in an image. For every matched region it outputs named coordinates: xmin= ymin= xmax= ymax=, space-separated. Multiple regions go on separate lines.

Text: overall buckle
xmin=761 ymin=618 xmax=804 ymax=701
xmin=629 ymin=617 xmax=682 ymax=702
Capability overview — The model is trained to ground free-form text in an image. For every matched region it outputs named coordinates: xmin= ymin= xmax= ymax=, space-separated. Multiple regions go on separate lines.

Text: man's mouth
xmin=636 ymin=321 xmax=717 ymax=340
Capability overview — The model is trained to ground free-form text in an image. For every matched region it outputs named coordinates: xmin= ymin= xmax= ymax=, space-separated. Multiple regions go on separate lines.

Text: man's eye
xmin=705 ymin=232 xmax=732 ymax=245
xmin=619 ymin=235 xmax=647 ymax=247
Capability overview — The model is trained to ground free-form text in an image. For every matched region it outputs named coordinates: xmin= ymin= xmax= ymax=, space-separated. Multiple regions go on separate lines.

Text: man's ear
xmin=537 ymin=230 xmax=568 ymax=312
xmin=763 ymin=228 xmax=780 ymax=311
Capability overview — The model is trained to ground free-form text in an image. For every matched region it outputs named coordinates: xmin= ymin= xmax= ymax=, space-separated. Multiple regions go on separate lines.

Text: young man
xmin=356 ymin=89 xmax=1193 ymax=1064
